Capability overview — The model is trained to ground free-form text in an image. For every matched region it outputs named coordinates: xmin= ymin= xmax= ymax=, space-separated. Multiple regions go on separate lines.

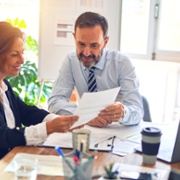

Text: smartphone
xmin=120 ymin=171 xmax=153 ymax=180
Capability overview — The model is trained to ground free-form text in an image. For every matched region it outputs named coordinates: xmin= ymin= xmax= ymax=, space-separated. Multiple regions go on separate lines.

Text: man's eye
xmin=91 ymin=44 xmax=98 ymax=48
xmin=79 ymin=43 xmax=85 ymax=47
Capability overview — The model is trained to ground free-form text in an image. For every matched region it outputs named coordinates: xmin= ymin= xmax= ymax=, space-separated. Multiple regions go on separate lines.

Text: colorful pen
xmin=55 ymin=146 xmax=74 ymax=172
xmin=55 ymin=146 xmax=64 ymax=157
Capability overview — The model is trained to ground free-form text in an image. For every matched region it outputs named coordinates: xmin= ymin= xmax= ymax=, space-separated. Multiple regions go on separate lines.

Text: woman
xmin=0 ymin=21 xmax=79 ymax=159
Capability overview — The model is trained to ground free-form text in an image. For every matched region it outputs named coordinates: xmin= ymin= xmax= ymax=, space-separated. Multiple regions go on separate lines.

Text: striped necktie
xmin=88 ymin=66 xmax=97 ymax=92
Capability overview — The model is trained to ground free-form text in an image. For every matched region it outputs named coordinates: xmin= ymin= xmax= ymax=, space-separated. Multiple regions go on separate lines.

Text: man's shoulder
xmin=63 ymin=50 xmax=80 ymax=68
xmin=105 ymin=49 xmax=130 ymax=62
xmin=67 ymin=50 xmax=76 ymax=58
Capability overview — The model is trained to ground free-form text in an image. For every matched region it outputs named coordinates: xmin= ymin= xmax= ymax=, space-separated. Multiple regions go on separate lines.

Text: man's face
xmin=73 ymin=25 xmax=109 ymax=67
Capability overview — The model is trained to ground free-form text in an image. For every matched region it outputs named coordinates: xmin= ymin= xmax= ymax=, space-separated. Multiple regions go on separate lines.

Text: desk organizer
xmin=63 ymin=151 xmax=94 ymax=180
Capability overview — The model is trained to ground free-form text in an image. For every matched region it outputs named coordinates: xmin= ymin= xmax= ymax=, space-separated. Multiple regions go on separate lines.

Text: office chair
xmin=141 ymin=95 xmax=152 ymax=122
xmin=168 ymin=169 xmax=180 ymax=180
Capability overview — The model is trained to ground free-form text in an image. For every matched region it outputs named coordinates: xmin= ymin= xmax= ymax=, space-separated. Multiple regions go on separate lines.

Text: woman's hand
xmin=46 ymin=115 xmax=79 ymax=134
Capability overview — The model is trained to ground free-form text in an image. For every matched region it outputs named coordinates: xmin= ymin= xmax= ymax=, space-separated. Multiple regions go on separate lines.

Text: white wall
xmin=38 ymin=0 xmax=121 ymax=81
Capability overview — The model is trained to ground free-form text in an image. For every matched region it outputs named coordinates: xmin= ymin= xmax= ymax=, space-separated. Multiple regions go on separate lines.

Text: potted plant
xmin=102 ymin=163 xmax=119 ymax=179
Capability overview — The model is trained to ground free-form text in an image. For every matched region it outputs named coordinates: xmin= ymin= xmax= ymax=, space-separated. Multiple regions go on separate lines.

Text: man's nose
xmin=83 ymin=46 xmax=91 ymax=57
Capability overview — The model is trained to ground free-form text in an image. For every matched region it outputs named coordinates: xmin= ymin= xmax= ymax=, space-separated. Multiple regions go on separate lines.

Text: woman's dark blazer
xmin=0 ymin=79 xmax=49 ymax=159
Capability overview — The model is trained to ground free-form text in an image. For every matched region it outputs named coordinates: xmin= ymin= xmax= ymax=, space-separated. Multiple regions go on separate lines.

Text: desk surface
xmin=0 ymin=146 xmax=180 ymax=179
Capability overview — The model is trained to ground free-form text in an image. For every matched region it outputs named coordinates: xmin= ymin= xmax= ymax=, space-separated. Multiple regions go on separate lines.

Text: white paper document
xmin=72 ymin=87 xmax=121 ymax=128
xmin=43 ymin=122 xmax=144 ymax=152
xmin=111 ymin=163 xmax=170 ymax=180
xmin=43 ymin=125 xmax=113 ymax=151
xmin=112 ymin=137 xmax=140 ymax=156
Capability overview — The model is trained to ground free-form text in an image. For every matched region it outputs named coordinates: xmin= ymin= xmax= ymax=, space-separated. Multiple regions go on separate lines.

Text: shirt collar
xmin=0 ymin=81 xmax=8 ymax=92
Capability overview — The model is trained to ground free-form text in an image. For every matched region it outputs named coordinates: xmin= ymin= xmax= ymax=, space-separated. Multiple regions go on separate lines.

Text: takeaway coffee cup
xmin=141 ymin=127 xmax=162 ymax=165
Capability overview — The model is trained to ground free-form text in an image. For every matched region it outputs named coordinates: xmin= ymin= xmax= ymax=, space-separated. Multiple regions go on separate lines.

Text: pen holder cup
xmin=62 ymin=152 xmax=94 ymax=180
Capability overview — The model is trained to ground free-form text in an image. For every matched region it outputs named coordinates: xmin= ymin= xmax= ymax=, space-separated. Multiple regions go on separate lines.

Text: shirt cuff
xmin=119 ymin=105 xmax=129 ymax=124
xmin=25 ymin=114 xmax=60 ymax=146
xmin=25 ymin=122 xmax=48 ymax=146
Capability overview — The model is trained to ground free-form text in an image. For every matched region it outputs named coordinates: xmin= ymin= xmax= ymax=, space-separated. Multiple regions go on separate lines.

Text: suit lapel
xmin=0 ymin=102 xmax=6 ymax=124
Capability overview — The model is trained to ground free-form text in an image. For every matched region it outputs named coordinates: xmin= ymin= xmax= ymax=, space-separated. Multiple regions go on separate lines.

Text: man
xmin=48 ymin=12 xmax=143 ymax=127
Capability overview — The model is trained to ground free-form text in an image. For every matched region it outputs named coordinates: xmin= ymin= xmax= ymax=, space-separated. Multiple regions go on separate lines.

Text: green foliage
xmin=103 ymin=163 xmax=118 ymax=179
xmin=6 ymin=18 xmax=27 ymax=28
xmin=5 ymin=18 xmax=52 ymax=105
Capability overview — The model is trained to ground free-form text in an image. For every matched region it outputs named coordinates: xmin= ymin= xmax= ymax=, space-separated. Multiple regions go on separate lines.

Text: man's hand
xmin=99 ymin=102 xmax=124 ymax=122
xmin=87 ymin=102 xmax=124 ymax=127
xmin=87 ymin=116 xmax=109 ymax=127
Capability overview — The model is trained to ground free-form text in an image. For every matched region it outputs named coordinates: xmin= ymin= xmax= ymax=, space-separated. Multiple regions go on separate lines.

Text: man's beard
xmin=78 ymin=50 xmax=103 ymax=67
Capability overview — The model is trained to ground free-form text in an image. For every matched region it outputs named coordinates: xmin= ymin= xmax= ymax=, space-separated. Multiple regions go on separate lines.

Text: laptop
xmin=135 ymin=120 xmax=180 ymax=163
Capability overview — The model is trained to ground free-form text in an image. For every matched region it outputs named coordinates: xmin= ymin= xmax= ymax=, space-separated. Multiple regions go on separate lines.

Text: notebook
xmin=135 ymin=120 xmax=180 ymax=163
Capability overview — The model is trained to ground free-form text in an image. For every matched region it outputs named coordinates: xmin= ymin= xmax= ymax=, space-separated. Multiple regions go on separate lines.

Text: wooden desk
xmin=0 ymin=146 xmax=180 ymax=179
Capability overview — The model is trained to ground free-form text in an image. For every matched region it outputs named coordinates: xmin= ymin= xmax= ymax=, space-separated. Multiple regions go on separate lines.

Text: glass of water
xmin=13 ymin=156 xmax=38 ymax=180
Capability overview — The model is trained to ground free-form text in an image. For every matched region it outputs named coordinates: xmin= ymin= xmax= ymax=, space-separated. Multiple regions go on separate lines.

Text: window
xmin=156 ymin=0 xmax=180 ymax=61
xmin=120 ymin=0 xmax=180 ymax=61
xmin=0 ymin=0 xmax=39 ymax=40
xmin=120 ymin=0 xmax=150 ymax=56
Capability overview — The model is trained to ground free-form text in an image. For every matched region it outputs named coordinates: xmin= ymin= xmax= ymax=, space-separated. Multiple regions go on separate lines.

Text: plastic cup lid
xmin=141 ymin=127 xmax=162 ymax=136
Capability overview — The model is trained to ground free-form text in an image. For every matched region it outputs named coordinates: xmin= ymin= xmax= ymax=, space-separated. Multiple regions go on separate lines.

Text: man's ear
xmin=104 ymin=36 xmax=109 ymax=47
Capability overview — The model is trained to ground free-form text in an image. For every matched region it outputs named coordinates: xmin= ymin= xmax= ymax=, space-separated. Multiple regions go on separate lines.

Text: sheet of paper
xmin=112 ymin=137 xmax=140 ymax=156
xmin=72 ymin=87 xmax=121 ymax=128
xmin=5 ymin=153 xmax=63 ymax=176
xmin=111 ymin=163 xmax=170 ymax=180
xmin=43 ymin=122 xmax=147 ymax=152
xmin=43 ymin=125 xmax=113 ymax=151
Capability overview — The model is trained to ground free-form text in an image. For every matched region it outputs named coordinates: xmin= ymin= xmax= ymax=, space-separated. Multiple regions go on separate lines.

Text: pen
xmin=111 ymin=136 xmax=116 ymax=151
xmin=126 ymin=134 xmax=135 ymax=139
xmin=55 ymin=146 xmax=74 ymax=172
xmin=94 ymin=136 xmax=113 ymax=148
xmin=80 ymin=141 xmax=83 ymax=152
xmin=55 ymin=146 xmax=64 ymax=157
xmin=107 ymin=137 xmax=113 ymax=147
xmin=73 ymin=155 xmax=79 ymax=165
xmin=75 ymin=149 xmax=80 ymax=160
xmin=117 ymin=137 xmax=140 ymax=144
xmin=88 ymin=150 xmax=98 ymax=160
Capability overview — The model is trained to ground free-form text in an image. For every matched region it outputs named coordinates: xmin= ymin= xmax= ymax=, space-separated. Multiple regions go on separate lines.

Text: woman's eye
xmin=11 ymin=54 xmax=18 ymax=57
